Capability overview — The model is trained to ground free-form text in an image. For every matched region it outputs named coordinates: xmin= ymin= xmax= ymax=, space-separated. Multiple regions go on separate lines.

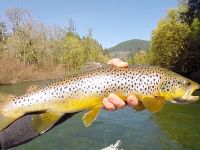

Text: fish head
xmin=160 ymin=73 xmax=200 ymax=104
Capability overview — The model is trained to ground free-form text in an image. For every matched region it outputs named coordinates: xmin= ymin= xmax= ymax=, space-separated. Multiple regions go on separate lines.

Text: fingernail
xmin=108 ymin=93 xmax=115 ymax=99
xmin=128 ymin=98 xmax=135 ymax=103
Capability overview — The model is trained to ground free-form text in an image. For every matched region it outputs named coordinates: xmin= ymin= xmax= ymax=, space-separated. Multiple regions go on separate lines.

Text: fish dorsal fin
xmin=142 ymin=96 xmax=164 ymax=113
xmin=80 ymin=62 xmax=105 ymax=72
xmin=32 ymin=111 xmax=64 ymax=134
xmin=82 ymin=105 xmax=102 ymax=127
xmin=26 ymin=85 xmax=39 ymax=94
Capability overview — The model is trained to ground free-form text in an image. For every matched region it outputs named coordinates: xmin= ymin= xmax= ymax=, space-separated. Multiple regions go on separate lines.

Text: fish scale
xmin=0 ymin=65 xmax=199 ymax=133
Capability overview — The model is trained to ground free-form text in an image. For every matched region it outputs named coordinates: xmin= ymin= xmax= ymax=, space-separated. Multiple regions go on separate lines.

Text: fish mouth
xmin=172 ymin=84 xmax=200 ymax=104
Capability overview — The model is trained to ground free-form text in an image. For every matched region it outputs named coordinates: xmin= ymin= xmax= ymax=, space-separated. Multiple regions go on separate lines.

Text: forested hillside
xmin=106 ymin=39 xmax=150 ymax=60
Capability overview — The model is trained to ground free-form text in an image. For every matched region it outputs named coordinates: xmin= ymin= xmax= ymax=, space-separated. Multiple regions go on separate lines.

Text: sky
xmin=0 ymin=0 xmax=178 ymax=48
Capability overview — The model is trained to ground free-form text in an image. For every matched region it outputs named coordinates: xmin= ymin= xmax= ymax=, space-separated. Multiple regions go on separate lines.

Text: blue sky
xmin=0 ymin=0 xmax=178 ymax=48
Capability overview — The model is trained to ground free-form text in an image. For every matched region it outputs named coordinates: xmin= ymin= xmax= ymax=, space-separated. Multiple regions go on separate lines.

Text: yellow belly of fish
xmin=32 ymin=93 xmax=104 ymax=134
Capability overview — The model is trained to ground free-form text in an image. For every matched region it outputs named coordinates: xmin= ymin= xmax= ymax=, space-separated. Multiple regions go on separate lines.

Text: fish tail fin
xmin=0 ymin=92 xmax=23 ymax=131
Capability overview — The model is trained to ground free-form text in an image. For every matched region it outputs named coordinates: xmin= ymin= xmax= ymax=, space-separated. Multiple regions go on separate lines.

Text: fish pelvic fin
xmin=142 ymin=96 xmax=164 ymax=113
xmin=82 ymin=105 xmax=102 ymax=127
xmin=133 ymin=101 xmax=146 ymax=111
xmin=0 ymin=112 xmax=23 ymax=131
xmin=32 ymin=111 xmax=64 ymax=134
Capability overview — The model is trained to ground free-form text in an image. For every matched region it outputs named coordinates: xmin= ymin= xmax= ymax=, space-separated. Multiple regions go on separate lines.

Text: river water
xmin=0 ymin=80 xmax=200 ymax=150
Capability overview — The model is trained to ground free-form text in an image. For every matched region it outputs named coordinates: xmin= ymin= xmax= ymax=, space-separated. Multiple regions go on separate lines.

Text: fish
xmin=0 ymin=65 xmax=199 ymax=133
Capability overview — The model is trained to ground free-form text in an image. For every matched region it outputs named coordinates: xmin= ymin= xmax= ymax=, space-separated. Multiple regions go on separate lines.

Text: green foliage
xmin=63 ymin=31 xmax=109 ymax=71
xmin=179 ymin=0 xmax=200 ymax=25
xmin=150 ymin=2 xmax=200 ymax=81
xmin=129 ymin=50 xmax=149 ymax=65
xmin=185 ymin=18 xmax=200 ymax=73
xmin=82 ymin=36 xmax=109 ymax=63
xmin=63 ymin=32 xmax=84 ymax=70
xmin=0 ymin=8 xmax=109 ymax=74
xmin=151 ymin=9 xmax=191 ymax=72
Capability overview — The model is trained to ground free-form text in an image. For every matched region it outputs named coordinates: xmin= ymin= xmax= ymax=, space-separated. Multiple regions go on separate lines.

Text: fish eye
xmin=186 ymin=82 xmax=191 ymax=86
xmin=183 ymin=80 xmax=191 ymax=86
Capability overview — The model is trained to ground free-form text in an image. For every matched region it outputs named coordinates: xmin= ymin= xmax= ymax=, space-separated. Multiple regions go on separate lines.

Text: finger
xmin=107 ymin=58 xmax=121 ymax=64
xmin=107 ymin=58 xmax=128 ymax=68
xmin=108 ymin=93 xmax=126 ymax=109
xmin=127 ymin=95 xmax=138 ymax=107
xmin=103 ymin=98 xmax=115 ymax=111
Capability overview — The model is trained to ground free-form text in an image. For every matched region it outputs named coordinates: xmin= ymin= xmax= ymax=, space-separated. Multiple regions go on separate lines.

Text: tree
xmin=151 ymin=9 xmax=191 ymax=74
xmin=66 ymin=18 xmax=76 ymax=33
xmin=185 ymin=18 xmax=200 ymax=74
xmin=179 ymin=0 xmax=200 ymax=25
xmin=131 ymin=49 xmax=149 ymax=64
xmin=6 ymin=8 xmax=31 ymax=32
xmin=86 ymin=27 xmax=93 ymax=38
xmin=63 ymin=32 xmax=84 ymax=71
xmin=0 ymin=21 xmax=7 ymax=56
xmin=178 ymin=0 xmax=200 ymax=77
xmin=0 ymin=21 xmax=7 ymax=42
xmin=82 ymin=31 xmax=109 ymax=64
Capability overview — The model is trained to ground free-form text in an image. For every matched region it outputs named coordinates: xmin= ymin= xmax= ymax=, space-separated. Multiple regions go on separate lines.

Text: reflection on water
xmin=0 ymin=81 xmax=200 ymax=150
xmin=153 ymin=102 xmax=200 ymax=150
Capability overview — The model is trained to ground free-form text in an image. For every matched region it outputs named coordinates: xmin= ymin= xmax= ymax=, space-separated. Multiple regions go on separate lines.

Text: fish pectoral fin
xmin=32 ymin=111 xmax=64 ymax=134
xmin=142 ymin=96 xmax=164 ymax=113
xmin=133 ymin=101 xmax=146 ymax=111
xmin=0 ymin=112 xmax=23 ymax=131
xmin=82 ymin=105 xmax=102 ymax=127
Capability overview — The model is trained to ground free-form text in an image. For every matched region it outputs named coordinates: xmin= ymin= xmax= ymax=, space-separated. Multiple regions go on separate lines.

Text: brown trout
xmin=0 ymin=65 xmax=199 ymax=133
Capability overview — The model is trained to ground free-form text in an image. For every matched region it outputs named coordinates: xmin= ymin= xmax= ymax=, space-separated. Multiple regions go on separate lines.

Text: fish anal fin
xmin=143 ymin=96 xmax=164 ymax=113
xmin=82 ymin=105 xmax=102 ymax=127
xmin=32 ymin=111 xmax=64 ymax=134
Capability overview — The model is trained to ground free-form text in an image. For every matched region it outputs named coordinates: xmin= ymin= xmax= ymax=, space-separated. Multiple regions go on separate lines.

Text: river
xmin=0 ymin=80 xmax=200 ymax=150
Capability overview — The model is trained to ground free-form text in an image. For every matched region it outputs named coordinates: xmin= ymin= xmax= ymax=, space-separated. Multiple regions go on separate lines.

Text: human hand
xmin=103 ymin=58 xmax=139 ymax=111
